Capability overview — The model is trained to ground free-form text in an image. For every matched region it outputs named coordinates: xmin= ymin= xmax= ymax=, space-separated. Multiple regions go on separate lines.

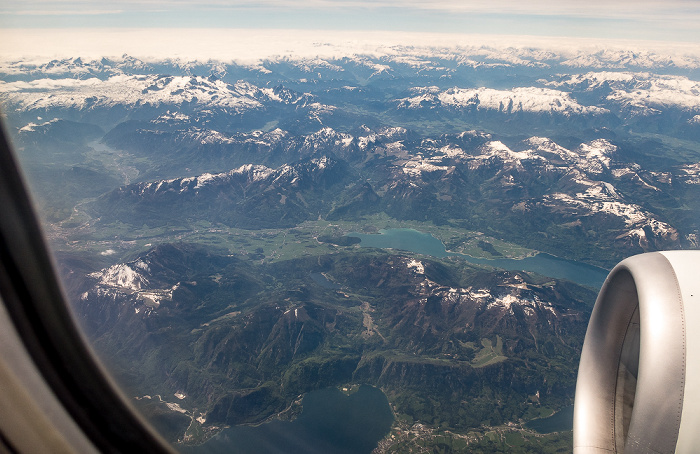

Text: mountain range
xmin=3 ymin=44 xmax=700 ymax=451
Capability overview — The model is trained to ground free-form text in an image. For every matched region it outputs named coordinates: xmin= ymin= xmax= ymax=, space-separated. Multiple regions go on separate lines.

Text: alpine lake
xmin=182 ymin=385 xmax=393 ymax=454
xmin=347 ymin=228 xmax=608 ymax=289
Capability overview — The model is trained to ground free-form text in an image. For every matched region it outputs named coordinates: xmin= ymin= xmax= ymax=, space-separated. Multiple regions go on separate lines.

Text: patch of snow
xmin=133 ymin=260 xmax=150 ymax=271
xmin=679 ymin=163 xmax=700 ymax=184
xmin=152 ymin=111 xmax=190 ymax=123
xmin=611 ymin=168 xmax=635 ymax=178
xmin=576 ymin=139 xmax=617 ymax=173
xmin=438 ymin=145 xmax=467 ymax=159
xmin=545 ymin=187 xmax=676 ymax=240
xmin=0 ymin=75 xmax=271 ymax=114
xmin=524 ymin=136 xmax=579 ymax=161
xmin=233 ymin=164 xmax=275 ymax=183
xmin=312 ymin=156 xmax=331 ymax=169
xmin=402 ymin=158 xmax=451 ymax=176
xmin=546 ymin=72 xmax=700 ymax=111
xmin=469 ymin=289 xmax=492 ymax=299
xmin=90 ymin=263 xmax=149 ymax=290
xmin=406 ymin=259 xmax=425 ymax=274
xmin=398 ymin=86 xmax=607 ymax=116
xmin=487 ymin=293 xmax=519 ymax=311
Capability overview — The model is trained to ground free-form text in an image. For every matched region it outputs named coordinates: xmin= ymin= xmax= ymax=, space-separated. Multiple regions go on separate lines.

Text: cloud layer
xmin=1 ymin=1 xmax=699 ymax=44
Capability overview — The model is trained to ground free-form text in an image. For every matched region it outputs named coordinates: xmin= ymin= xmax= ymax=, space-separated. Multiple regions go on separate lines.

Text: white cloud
xmin=1 ymin=1 xmax=698 ymax=45
xmin=2 ymin=28 xmax=699 ymax=63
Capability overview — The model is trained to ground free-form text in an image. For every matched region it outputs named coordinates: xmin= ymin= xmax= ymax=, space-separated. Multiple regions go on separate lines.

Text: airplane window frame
xmin=0 ymin=122 xmax=175 ymax=454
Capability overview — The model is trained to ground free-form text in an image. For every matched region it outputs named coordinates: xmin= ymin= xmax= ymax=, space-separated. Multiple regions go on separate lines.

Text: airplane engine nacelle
xmin=574 ymin=251 xmax=700 ymax=453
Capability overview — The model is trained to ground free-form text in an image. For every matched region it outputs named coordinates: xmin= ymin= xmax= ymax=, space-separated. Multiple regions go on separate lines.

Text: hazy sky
xmin=1 ymin=0 xmax=699 ymax=43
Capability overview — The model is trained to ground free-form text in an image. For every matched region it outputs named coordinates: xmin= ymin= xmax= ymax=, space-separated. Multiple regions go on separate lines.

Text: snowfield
xmin=0 ymin=75 xmax=278 ymax=113
xmin=398 ymin=86 xmax=608 ymax=116
xmin=545 ymin=72 xmax=700 ymax=112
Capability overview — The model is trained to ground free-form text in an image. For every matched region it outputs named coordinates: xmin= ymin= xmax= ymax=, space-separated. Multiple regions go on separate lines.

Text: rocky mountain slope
xmin=70 ymin=243 xmax=593 ymax=439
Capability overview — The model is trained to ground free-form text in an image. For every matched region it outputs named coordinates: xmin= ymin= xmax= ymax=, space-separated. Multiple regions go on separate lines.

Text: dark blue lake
xmin=310 ymin=272 xmax=342 ymax=289
xmin=525 ymin=406 xmax=574 ymax=433
xmin=347 ymin=228 xmax=608 ymax=289
xmin=182 ymin=385 xmax=394 ymax=454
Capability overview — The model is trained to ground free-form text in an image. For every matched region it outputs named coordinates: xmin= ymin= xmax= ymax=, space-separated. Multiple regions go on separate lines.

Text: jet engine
xmin=574 ymin=251 xmax=700 ymax=453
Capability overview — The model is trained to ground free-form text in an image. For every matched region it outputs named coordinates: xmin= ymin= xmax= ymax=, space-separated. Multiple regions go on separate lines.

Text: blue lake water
xmin=310 ymin=272 xmax=342 ymax=289
xmin=347 ymin=228 xmax=608 ymax=289
xmin=182 ymin=385 xmax=394 ymax=454
xmin=525 ymin=406 xmax=574 ymax=433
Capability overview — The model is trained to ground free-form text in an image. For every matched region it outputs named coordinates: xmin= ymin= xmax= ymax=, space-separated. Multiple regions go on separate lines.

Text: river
xmin=346 ymin=228 xmax=608 ymax=289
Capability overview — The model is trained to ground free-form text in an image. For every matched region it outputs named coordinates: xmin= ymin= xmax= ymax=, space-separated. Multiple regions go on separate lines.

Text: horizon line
xmin=2 ymin=28 xmax=700 ymax=63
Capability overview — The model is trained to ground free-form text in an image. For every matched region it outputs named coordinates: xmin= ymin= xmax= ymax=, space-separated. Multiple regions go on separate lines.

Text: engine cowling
xmin=574 ymin=251 xmax=700 ymax=453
